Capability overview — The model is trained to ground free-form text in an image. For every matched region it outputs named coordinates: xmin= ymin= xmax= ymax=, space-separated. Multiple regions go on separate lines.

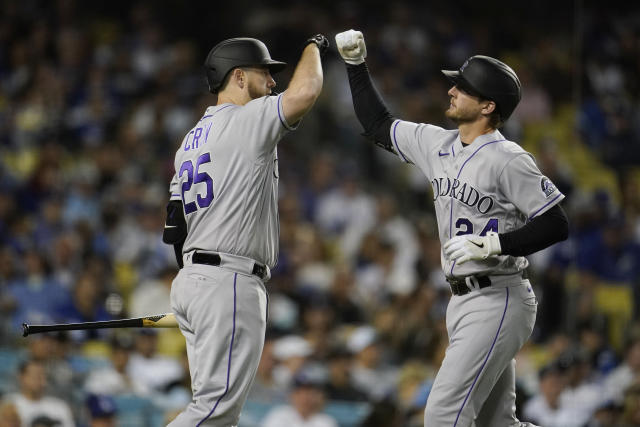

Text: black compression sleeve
xmin=346 ymin=63 xmax=395 ymax=152
xmin=499 ymin=204 xmax=569 ymax=257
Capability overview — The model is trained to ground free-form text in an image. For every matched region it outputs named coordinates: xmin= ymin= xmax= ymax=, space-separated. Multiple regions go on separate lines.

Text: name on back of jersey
xmin=431 ymin=177 xmax=494 ymax=214
xmin=183 ymin=123 xmax=214 ymax=152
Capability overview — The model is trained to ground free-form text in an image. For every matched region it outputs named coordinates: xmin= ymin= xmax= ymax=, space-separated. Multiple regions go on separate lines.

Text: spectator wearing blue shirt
xmin=6 ymin=250 xmax=71 ymax=333
xmin=55 ymin=272 xmax=112 ymax=342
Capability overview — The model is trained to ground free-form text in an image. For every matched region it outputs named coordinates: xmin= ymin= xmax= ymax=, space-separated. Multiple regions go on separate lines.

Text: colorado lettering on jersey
xmin=431 ymin=177 xmax=494 ymax=214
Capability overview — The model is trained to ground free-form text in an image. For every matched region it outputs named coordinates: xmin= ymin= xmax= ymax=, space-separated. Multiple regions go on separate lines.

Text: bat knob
xmin=22 ymin=323 xmax=30 ymax=337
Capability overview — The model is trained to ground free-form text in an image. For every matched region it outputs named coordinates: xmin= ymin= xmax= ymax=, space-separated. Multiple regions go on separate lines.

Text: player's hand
xmin=335 ymin=30 xmax=367 ymax=65
xmin=306 ymin=34 xmax=330 ymax=57
xmin=443 ymin=232 xmax=501 ymax=264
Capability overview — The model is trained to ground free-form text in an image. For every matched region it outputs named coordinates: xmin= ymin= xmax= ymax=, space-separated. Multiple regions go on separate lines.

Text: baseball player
xmin=335 ymin=30 xmax=569 ymax=427
xmin=162 ymin=34 xmax=328 ymax=426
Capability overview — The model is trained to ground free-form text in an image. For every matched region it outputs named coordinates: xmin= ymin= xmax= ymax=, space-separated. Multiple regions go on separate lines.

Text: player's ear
xmin=231 ymin=68 xmax=245 ymax=89
xmin=482 ymin=100 xmax=497 ymax=115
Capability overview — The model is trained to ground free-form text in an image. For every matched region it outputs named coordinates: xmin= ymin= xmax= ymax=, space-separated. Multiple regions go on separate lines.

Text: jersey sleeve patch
xmin=540 ymin=176 xmax=557 ymax=198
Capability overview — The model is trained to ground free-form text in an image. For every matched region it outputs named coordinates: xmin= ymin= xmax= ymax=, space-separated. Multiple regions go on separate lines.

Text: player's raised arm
xmin=335 ymin=30 xmax=396 ymax=153
xmin=281 ymin=35 xmax=328 ymax=125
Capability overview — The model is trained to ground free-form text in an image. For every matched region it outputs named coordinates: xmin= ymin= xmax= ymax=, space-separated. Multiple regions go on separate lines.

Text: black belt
xmin=192 ymin=252 xmax=267 ymax=279
xmin=446 ymin=276 xmax=491 ymax=296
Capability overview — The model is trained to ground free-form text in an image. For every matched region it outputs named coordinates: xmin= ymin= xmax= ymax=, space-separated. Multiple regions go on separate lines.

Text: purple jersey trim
xmin=453 ymin=287 xmax=509 ymax=426
xmin=528 ymin=193 xmax=563 ymax=221
xmin=448 ymin=139 xmax=506 ymax=276
xmin=392 ymin=121 xmax=409 ymax=162
xmin=451 ymin=144 xmax=455 ymax=156
xmin=277 ymin=94 xmax=296 ymax=130
xmin=200 ymin=114 xmax=213 ymax=121
xmin=197 ymin=273 xmax=238 ymax=426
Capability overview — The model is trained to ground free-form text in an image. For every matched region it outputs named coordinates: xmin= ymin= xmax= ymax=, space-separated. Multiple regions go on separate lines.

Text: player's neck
xmin=216 ymin=90 xmax=251 ymax=106
xmin=457 ymin=121 xmax=495 ymax=145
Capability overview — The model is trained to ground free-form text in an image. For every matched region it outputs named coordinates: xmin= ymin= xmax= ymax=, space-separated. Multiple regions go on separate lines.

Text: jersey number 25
xmin=179 ymin=153 xmax=213 ymax=214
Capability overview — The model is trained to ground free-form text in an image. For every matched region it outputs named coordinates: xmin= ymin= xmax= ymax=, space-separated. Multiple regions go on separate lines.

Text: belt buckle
xmin=465 ymin=276 xmax=481 ymax=291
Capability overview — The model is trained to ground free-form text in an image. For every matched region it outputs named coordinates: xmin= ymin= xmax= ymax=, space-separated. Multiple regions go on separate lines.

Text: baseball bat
xmin=22 ymin=313 xmax=178 ymax=337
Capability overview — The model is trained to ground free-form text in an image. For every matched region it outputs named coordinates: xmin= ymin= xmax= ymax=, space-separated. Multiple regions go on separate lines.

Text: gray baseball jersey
xmin=389 ymin=121 xmax=564 ymax=277
xmin=169 ymin=93 xmax=296 ymax=268
xmin=167 ymin=93 xmax=295 ymax=427
xmin=388 ymin=119 xmax=550 ymax=427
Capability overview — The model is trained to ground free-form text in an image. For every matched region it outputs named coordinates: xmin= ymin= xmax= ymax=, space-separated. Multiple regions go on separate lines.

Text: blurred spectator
xmin=25 ymin=333 xmax=75 ymax=403
xmin=522 ymin=361 xmax=572 ymax=426
xmin=5 ymin=250 xmax=71 ymax=332
xmin=324 ymin=348 xmax=367 ymax=402
xmin=272 ymin=335 xmax=313 ymax=392
xmin=314 ymin=171 xmax=376 ymax=261
xmin=85 ymin=394 xmax=116 ymax=427
xmin=84 ymin=333 xmax=148 ymax=396
xmin=6 ymin=359 xmax=74 ymax=427
xmin=584 ymin=400 xmax=623 ymax=427
xmin=262 ymin=370 xmax=338 ymax=427
xmin=326 ymin=263 xmax=364 ymax=325
xmin=556 ymin=348 xmax=604 ymax=426
xmin=603 ymin=332 xmax=640 ymax=405
xmin=372 ymin=192 xmax=419 ymax=296
xmin=249 ymin=337 xmax=288 ymax=403
xmin=347 ymin=326 xmax=397 ymax=400
xmin=55 ymin=272 xmax=112 ymax=342
xmin=128 ymin=266 xmax=175 ymax=317
xmin=127 ymin=329 xmax=183 ymax=395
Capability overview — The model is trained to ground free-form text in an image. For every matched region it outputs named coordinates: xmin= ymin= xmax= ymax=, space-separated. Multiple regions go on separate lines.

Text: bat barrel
xmin=22 ymin=318 xmax=143 ymax=337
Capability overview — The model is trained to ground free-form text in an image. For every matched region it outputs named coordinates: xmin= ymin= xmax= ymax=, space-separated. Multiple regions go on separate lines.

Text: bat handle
xmin=22 ymin=323 xmax=30 ymax=337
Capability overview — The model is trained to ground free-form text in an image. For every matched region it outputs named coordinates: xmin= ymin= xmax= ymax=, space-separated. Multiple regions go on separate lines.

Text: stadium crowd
xmin=0 ymin=0 xmax=639 ymax=426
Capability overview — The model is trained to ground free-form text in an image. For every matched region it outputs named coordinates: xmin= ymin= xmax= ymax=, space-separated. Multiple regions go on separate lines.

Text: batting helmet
xmin=442 ymin=55 xmax=521 ymax=121
xmin=204 ymin=37 xmax=287 ymax=94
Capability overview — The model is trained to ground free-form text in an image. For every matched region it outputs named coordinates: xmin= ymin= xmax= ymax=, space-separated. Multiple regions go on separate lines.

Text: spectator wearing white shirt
xmin=262 ymin=370 xmax=337 ymax=427
xmin=7 ymin=359 xmax=75 ymax=427
xmin=84 ymin=333 xmax=148 ymax=395
xmin=523 ymin=361 xmax=573 ymax=427
xmin=126 ymin=329 xmax=183 ymax=394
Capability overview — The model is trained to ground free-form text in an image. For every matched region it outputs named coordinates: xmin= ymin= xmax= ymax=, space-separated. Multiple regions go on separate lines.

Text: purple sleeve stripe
xmin=454 ymin=287 xmax=509 ymax=426
xmin=171 ymin=194 xmax=180 ymax=197
xmin=528 ymin=193 xmax=564 ymax=221
xmin=197 ymin=273 xmax=238 ymax=426
xmin=451 ymin=145 xmax=455 ymax=156
xmin=391 ymin=121 xmax=409 ymax=162
xmin=199 ymin=115 xmax=212 ymax=122
xmin=277 ymin=94 xmax=293 ymax=130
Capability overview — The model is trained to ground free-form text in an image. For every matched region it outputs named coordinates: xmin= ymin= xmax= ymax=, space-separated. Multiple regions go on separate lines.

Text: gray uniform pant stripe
xmin=197 ymin=273 xmax=238 ymax=426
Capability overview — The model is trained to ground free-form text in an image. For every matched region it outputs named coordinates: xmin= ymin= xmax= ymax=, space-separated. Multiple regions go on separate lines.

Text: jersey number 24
xmin=179 ymin=153 xmax=213 ymax=214
xmin=455 ymin=218 xmax=498 ymax=236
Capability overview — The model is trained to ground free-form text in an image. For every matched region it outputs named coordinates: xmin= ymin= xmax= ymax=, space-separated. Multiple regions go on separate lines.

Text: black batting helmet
xmin=204 ymin=37 xmax=286 ymax=94
xmin=442 ymin=55 xmax=521 ymax=121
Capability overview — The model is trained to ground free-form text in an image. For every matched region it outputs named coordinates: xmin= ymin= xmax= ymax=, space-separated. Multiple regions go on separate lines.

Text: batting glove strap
xmin=306 ymin=34 xmax=330 ymax=57
xmin=335 ymin=29 xmax=367 ymax=65
xmin=443 ymin=232 xmax=502 ymax=264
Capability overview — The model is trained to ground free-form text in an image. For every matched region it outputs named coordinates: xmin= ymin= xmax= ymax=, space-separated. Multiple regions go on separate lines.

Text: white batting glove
xmin=335 ymin=30 xmax=367 ymax=65
xmin=443 ymin=232 xmax=502 ymax=264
